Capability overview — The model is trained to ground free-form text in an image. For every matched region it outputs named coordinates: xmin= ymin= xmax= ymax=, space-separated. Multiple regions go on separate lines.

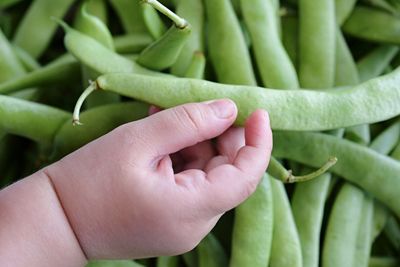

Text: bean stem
xmin=73 ymin=81 xmax=97 ymax=125
xmin=142 ymin=0 xmax=188 ymax=28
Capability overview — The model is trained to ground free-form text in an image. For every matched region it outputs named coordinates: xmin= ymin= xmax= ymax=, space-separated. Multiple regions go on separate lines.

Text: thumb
xmin=129 ymin=99 xmax=237 ymax=159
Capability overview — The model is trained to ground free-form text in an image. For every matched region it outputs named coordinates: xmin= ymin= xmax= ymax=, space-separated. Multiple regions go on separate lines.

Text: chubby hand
xmin=45 ymin=99 xmax=272 ymax=260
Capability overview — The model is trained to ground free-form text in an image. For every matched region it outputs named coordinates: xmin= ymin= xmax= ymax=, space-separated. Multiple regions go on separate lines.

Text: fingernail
xmin=207 ymin=99 xmax=236 ymax=119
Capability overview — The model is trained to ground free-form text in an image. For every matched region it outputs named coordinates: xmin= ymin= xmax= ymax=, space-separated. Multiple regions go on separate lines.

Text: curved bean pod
xmin=335 ymin=0 xmax=357 ymax=25
xmin=156 ymin=256 xmax=178 ymax=267
xmin=141 ymin=3 xmax=167 ymax=39
xmin=74 ymin=70 xmax=400 ymax=130
xmin=114 ymin=33 xmax=153 ymax=54
xmin=12 ymin=45 xmax=41 ymax=72
xmin=272 ymin=131 xmax=400 ymax=218
xmin=184 ymin=51 xmax=206 ymax=79
xmin=198 ymin=233 xmax=228 ymax=267
xmin=230 ymin=174 xmax=273 ymax=267
xmin=370 ymin=120 xmax=400 ymax=155
xmin=108 ymin=0 xmax=147 ymax=34
xmin=0 ymin=28 xmax=25 ymax=82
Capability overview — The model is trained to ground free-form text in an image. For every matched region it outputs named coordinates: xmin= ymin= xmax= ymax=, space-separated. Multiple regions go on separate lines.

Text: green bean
xmin=230 ymin=174 xmax=273 ymax=267
xmin=353 ymin=195 xmax=374 ymax=267
xmin=156 ymin=256 xmax=178 ymax=267
xmin=0 ymin=54 xmax=79 ymax=94
xmin=182 ymin=249 xmax=198 ymax=267
xmin=368 ymin=257 xmax=400 ymax=267
xmin=198 ymin=233 xmax=228 ymax=267
xmin=391 ymin=141 xmax=400 ymax=160
xmin=114 ymin=33 xmax=153 ymax=54
xmin=141 ymin=3 xmax=167 ymax=39
xmin=204 ymin=0 xmax=256 ymax=85
xmin=74 ymin=1 xmax=114 ymax=51
xmin=269 ymin=177 xmax=302 ymax=267
xmin=291 ymin=172 xmax=331 ymax=267
xmin=343 ymin=6 xmax=400 ymax=44
xmin=370 ymin=120 xmax=400 ymax=154
xmin=170 ymin=0 xmax=204 ymax=77
xmin=299 ymin=0 xmax=335 ymax=88
xmin=12 ymin=0 xmax=75 ymax=58
xmin=345 ymin=124 xmax=371 ymax=146
xmin=272 ymin=131 xmax=400 ymax=218
xmin=335 ymin=0 xmax=357 ymax=25
xmin=384 ymin=215 xmax=400 ymax=251
xmin=357 ymin=45 xmax=399 ymax=82
xmin=0 ymin=28 xmax=25 ymax=82
xmin=52 ymin=102 xmax=148 ymax=158
xmin=74 ymin=70 xmax=400 ymax=130
xmin=240 ymin=0 xmax=299 ymax=89
xmin=59 ymin=21 xmax=165 ymax=77
xmin=86 ymin=0 xmax=107 ymax=24
xmin=0 ymin=95 xmax=70 ymax=144
xmin=108 ymin=0 xmax=147 ymax=34
xmin=334 ymin=29 xmax=359 ymax=87
xmin=281 ymin=15 xmax=298 ymax=69
xmin=184 ymin=51 xmax=205 ymax=79
xmin=86 ymin=260 xmax=144 ymax=267
xmin=12 ymin=45 xmax=41 ymax=71
xmin=371 ymin=201 xmax=389 ymax=242
xmin=136 ymin=0 xmax=191 ymax=71
xmin=322 ymin=183 xmax=365 ymax=267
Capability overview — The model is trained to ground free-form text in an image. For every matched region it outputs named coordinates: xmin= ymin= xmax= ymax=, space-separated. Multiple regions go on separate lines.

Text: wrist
xmin=0 ymin=168 xmax=87 ymax=266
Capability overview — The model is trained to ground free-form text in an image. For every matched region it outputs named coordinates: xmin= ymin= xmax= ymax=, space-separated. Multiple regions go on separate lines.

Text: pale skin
xmin=0 ymin=99 xmax=272 ymax=266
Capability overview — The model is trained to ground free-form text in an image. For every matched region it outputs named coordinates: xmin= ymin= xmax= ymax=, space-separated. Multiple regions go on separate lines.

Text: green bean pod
xmin=198 ymin=233 xmax=228 ymax=267
xmin=156 ymin=256 xmax=178 ymax=267
xmin=141 ymin=3 xmax=167 ymax=39
xmin=204 ymin=0 xmax=256 ymax=85
xmin=335 ymin=0 xmax=357 ymax=25
xmin=343 ymin=6 xmax=400 ymax=44
xmin=78 ymin=70 xmax=400 ymax=131
xmin=137 ymin=25 xmax=191 ymax=71
xmin=12 ymin=45 xmax=41 ymax=72
xmin=170 ymin=0 xmax=204 ymax=77
xmin=0 ymin=54 xmax=80 ymax=94
xmin=52 ymin=102 xmax=148 ymax=158
xmin=0 ymin=95 xmax=70 ymax=144
xmin=291 ymin=172 xmax=331 ymax=267
xmin=108 ymin=0 xmax=147 ymax=34
xmin=370 ymin=120 xmax=400 ymax=154
xmin=12 ymin=0 xmax=75 ymax=58
xmin=114 ymin=33 xmax=153 ymax=54
xmin=391 ymin=141 xmax=400 ymax=160
xmin=230 ymin=174 xmax=273 ymax=267
xmin=0 ymin=28 xmax=25 ymax=82
xmin=281 ymin=15 xmax=298 ymax=69
xmin=384 ymin=215 xmax=400 ymax=251
xmin=269 ymin=177 xmax=302 ymax=267
xmin=272 ymin=131 xmax=400 ymax=218
xmin=353 ymin=195 xmax=374 ymax=267
xmin=240 ymin=0 xmax=299 ymax=89
xmin=184 ymin=51 xmax=206 ymax=79
xmin=322 ymin=183 xmax=365 ymax=267
xmin=299 ymin=0 xmax=336 ymax=88
xmin=61 ymin=22 xmax=165 ymax=77
xmin=357 ymin=45 xmax=399 ymax=82
xmin=371 ymin=201 xmax=389 ymax=242
xmin=182 ymin=250 xmax=198 ymax=267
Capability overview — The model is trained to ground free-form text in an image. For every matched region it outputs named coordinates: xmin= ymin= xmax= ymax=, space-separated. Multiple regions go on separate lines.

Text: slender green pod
xmin=52 ymin=102 xmax=148 ymax=158
xmin=343 ymin=6 xmax=400 ymax=44
xmin=269 ymin=177 xmax=303 ymax=267
xmin=182 ymin=250 xmax=198 ymax=267
xmin=291 ymin=172 xmax=331 ymax=267
xmin=240 ymin=0 xmax=299 ymax=89
xmin=322 ymin=183 xmax=365 ymax=267
xmin=198 ymin=233 xmax=228 ymax=267
xmin=204 ymin=0 xmax=256 ymax=85
xmin=368 ymin=257 xmax=400 ymax=267
xmin=184 ymin=51 xmax=206 ymax=79
xmin=141 ymin=3 xmax=167 ymax=39
xmin=12 ymin=0 xmax=75 ymax=58
xmin=74 ymin=70 xmax=400 ymax=130
xmin=353 ymin=195 xmax=374 ymax=267
xmin=357 ymin=45 xmax=399 ymax=82
xmin=299 ymin=0 xmax=336 ymax=88
xmin=12 ymin=45 xmax=41 ymax=71
xmin=156 ymin=256 xmax=178 ymax=267
xmin=370 ymin=120 xmax=400 ymax=154
xmin=371 ymin=201 xmax=389 ymax=241
xmin=272 ymin=131 xmax=400 ymax=218
xmin=86 ymin=0 xmax=107 ymax=24
xmin=0 ymin=54 xmax=79 ymax=94
xmin=384 ymin=215 xmax=400 ymax=251
xmin=114 ymin=33 xmax=153 ymax=54
xmin=137 ymin=0 xmax=191 ymax=71
xmin=230 ymin=174 xmax=273 ymax=267
xmin=281 ymin=15 xmax=298 ymax=69
xmin=0 ymin=95 xmax=70 ymax=144
xmin=60 ymin=22 xmax=165 ymax=76
xmin=108 ymin=0 xmax=147 ymax=34
xmin=335 ymin=0 xmax=357 ymax=25
xmin=86 ymin=260 xmax=144 ymax=267
xmin=391 ymin=141 xmax=400 ymax=160
xmin=170 ymin=0 xmax=204 ymax=77
xmin=0 ymin=28 xmax=25 ymax=82
xmin=345 ymin=124 xmax=371 ymax=146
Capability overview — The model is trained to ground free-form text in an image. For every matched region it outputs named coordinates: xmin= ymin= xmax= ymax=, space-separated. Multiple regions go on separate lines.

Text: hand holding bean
xmin=43 ymin=100 xmax=271 ymax=260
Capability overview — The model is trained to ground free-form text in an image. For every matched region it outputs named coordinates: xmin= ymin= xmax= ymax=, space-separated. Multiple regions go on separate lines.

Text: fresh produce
xmin=1 ymin=0 xmax=400 ymax=266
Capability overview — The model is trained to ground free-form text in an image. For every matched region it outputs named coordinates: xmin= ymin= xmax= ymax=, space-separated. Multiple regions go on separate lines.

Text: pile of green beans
xmin=1 ymin=0 xmax=400 ymax=266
